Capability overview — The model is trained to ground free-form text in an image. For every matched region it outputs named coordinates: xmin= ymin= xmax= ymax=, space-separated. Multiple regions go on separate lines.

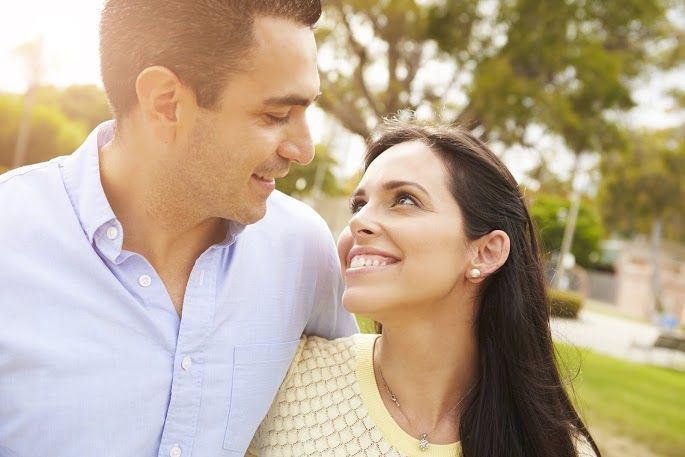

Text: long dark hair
xmin=365 ymin=120 xmax=600 ymax=457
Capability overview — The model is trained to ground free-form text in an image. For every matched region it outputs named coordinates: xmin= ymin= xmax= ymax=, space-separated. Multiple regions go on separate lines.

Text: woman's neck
xmin=373 ymin=316 xmax=478 ymax=443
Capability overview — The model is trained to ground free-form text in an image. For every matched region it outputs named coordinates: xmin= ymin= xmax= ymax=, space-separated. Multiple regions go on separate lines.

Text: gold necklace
xmin=377 ymin=357 xmax=474 ymax=451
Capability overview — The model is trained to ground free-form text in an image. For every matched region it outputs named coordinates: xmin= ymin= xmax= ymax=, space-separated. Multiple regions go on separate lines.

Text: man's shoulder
xmin=0 ymin=159 xmax=66 ymax=211
xmin=254 ymin=191 xmax=333 ymax=242
xmin=265 ymin=191 xmax=326 ymax=224
xmin=0 ymin=159 xmax=62 ymax=188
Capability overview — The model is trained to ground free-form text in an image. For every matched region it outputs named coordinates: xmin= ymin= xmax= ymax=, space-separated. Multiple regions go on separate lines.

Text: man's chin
xmin=231 ymin=203 xmax=267 ymax=225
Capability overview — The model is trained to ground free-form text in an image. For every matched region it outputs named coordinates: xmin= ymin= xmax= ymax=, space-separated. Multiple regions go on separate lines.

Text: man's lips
xmin=251 ymin=174 xmax=276 ymax=193
xmin=252 ymin=174 xmax=276 ymax=182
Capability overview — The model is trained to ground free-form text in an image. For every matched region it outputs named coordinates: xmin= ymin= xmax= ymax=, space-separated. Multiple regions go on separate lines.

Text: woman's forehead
xmin=360 ymin=141 xmax=447 ymax=189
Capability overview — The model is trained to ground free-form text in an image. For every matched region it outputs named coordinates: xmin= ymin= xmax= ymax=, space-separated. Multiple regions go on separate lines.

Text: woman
xmin=247 ymin=121 xmax=600 ymax=457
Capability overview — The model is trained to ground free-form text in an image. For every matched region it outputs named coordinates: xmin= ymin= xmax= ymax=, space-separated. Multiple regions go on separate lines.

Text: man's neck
xmin=98 ymin=137 xmax=227 ymax=314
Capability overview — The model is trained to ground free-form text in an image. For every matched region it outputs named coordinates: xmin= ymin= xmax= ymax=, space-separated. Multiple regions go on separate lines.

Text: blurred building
xmin=588 ymin=239 xmax=685 ymax=324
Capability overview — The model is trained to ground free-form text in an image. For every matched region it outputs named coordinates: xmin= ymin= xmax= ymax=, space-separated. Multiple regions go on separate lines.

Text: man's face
xmin=175 ymin=16 xmax=320 ymax=224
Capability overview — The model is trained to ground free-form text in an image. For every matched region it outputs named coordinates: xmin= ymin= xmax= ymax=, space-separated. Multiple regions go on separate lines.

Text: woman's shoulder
xmin=288 ymin=334 xmax=362 ymax=377
xmin=277 ymin=334 xmax=380 ymax=396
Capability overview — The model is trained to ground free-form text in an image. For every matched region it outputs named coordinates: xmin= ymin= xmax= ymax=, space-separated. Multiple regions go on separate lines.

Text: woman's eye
xmin=396 ymin=194 xmax=418 ymax=207
xmin=349 ymin=199 xmax=365 ymax=214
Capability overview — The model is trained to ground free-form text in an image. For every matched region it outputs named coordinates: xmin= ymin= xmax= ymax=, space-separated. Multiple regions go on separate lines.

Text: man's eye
xmin=266 ymin=113 xmax=290 ymax=124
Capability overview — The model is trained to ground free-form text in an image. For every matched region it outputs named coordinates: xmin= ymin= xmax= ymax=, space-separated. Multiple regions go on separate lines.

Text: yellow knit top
xmin=247 ymin=334 xmax=459 ymax=456
xmin=247 ymin=334 xmax=596 ymax=457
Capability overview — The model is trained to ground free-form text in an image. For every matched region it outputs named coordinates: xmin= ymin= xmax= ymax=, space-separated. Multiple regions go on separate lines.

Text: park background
xmin=1 ymin=1 xmax=684 ymax=456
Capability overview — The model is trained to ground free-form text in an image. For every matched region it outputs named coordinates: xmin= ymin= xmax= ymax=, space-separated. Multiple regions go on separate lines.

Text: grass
xmin=356 ymin=315 xmax=376 ymax=334
xmin=556 ymin=344 xmax=685 ymax=457
xmin=356 ymin=315 xmax=685 ymax=456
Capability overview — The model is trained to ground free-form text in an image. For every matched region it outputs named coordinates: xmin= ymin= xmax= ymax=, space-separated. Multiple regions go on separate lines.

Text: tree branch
xmin=334 ymin=3 xmax=384 ymax=118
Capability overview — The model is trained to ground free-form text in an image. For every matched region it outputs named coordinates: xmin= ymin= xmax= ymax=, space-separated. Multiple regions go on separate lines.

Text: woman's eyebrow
xmin=382 ymin=180 xmax=429 ymax=195
xmin=351 ymin=180 xmax=429 ymax=199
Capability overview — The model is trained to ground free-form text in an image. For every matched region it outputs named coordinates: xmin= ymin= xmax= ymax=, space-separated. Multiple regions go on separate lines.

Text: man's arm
xmin=302 ymin=226 xmax=358 ymax=338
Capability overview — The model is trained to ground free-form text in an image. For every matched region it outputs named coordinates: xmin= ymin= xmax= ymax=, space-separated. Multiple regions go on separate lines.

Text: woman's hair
xmin=365 ymin=120 xmax=600 ymax=457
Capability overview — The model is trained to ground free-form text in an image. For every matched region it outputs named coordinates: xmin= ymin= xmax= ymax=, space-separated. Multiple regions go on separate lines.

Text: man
xmin=0 ymin=1 xmax=357 ymax=456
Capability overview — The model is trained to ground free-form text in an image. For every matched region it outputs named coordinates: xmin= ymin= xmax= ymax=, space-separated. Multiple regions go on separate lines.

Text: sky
xmin=1 ymin=0 xmax=683 ymax=182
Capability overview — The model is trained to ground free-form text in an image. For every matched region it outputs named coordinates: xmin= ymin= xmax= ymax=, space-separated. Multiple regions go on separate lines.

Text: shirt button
xmin=138 ymin=274 xmax=152 ymax=287
xmin=169 ymin=444 xmax=182 ymax=457
xmin=181 ymin=356 xmax=192 ymax=371
xmin=106 ymin=227 xmax=119 ymax=240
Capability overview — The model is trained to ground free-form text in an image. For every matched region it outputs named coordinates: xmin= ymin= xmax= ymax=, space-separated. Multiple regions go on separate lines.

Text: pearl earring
xmin=469 ymin=268 xmax=481 ymax=279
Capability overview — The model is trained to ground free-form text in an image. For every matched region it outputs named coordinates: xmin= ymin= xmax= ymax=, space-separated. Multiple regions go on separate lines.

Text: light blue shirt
xmin=0 ymin=122 xmax=358 ymax=457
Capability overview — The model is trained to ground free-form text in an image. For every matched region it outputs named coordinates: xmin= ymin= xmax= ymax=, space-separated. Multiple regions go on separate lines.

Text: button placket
xmin=138 ymin=274 xmax=152 ymax=287
xmin=158 ymin=251 xmax=219 ymax=457
xmin=106 ymin=226 xmax=119 ymax=240
xmin=169 ymin=444 xmax=182 ymax=457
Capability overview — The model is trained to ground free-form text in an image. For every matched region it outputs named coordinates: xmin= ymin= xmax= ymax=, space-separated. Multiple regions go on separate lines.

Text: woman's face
xmin=337 ymin=140 xmax=475 ymax=319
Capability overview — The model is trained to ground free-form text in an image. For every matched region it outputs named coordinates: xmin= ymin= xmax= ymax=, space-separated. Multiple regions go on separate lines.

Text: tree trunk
xmin=12 ymin=86 xmax=36 ymax=168
xmin=552 ymin=153 xmax=582 ymax=290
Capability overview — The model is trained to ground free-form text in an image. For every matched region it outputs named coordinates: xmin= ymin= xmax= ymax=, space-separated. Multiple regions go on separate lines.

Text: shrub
xmin=548 ymin=288 xmax=583 ymax=318
xmin=529 ymin=193 xmax=604 ymax=269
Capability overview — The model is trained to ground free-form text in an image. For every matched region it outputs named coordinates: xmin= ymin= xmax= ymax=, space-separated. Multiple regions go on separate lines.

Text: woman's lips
xmin=345 ymin=247 xmax=401 ymax=274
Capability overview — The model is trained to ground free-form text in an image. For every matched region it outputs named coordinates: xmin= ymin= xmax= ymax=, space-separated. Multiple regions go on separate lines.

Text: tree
xmin=598 ymin=129 xmax=685 ymax=244
xmin=0 ymin=84 xmax=111 ymax=170
xmin=0 ymin=94 xmax=87 ymax=169
xmin=317 ymin=0 xmax=677 ymax=143
xmin=598 ymin=129 xmax=685 ymax=313
xmin=33 ymin=85 xmax=111 ymax=132
xmin=11 ymin=38 xmax=44 ymax=168
xmin=318 ymin=0 xmax=680 ymax=288
xmin=276 ymin=144 xmax=345 ymax=197
xmin=529 ymin=192 xmax=604 ymax=269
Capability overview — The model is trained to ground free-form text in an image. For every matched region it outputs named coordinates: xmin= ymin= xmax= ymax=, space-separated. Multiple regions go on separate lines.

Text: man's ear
xmin=466 ymin=230 xmax=510 ymax=283
xmin=135 ymin=66 xmax=186 ymax=144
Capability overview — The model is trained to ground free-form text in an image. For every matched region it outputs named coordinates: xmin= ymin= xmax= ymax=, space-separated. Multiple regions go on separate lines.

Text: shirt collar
xmin=61 ymin=120 xmax=245 ymax=260
xmin=61 ymin=121 xmax=118 ymax=246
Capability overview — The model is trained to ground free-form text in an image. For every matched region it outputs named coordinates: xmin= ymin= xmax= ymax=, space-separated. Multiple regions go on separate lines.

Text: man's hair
xmin=100 ymin=0 xmax=321 ymax=119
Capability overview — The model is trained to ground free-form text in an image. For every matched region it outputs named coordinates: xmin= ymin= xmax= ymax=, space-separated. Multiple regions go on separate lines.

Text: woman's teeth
xmin=349 ymin=256 xmax=391 ymax=268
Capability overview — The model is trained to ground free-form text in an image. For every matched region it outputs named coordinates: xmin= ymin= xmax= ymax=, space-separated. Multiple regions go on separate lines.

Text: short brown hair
xmin=100 ymin=0 xmax=322 ymax=119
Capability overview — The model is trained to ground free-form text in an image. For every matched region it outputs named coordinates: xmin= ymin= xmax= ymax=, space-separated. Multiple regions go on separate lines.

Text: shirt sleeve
xmin=302 ymin=222 xmax=358 ymax=339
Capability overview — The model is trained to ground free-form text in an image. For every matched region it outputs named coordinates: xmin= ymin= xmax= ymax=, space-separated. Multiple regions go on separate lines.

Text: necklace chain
xmin=376 ymin=344 xmax=474 ymax=452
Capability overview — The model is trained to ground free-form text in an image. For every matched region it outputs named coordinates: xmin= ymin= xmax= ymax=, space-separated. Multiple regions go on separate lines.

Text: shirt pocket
xmin=222 ymin=339 xmax=301 ymax=452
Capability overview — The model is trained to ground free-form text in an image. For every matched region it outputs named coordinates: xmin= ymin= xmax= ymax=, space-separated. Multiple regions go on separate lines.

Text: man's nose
xmin=278 ymin=118 xmax=314 ymax=165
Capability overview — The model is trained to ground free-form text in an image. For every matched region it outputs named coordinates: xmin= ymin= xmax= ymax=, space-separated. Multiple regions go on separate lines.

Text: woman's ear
xmin=466 ymin=230 xmax=510 ymax=283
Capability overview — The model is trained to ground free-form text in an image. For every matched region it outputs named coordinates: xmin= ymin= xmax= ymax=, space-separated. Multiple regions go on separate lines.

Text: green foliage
xmin=34 ymin=85 xmax=111 ymax=132
xmin=355 ymin=315 xmax=377 ymax=334
xmin=0 ymin=85 xmax=110 ymax=169
xmin=598 ymin=129 xmax=685 ymax=242
xmin=548 ymin=288 xmax=583 ymax=318
xmin=316 ymin=0 xmax=679 ymax=153
xmin=276 ymin=144 xmax=345 ymax=197
xmin=530 ymin=193 xmax=604 ymax=268
xmin=0 ymin=93 xmax=88 ymax=168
